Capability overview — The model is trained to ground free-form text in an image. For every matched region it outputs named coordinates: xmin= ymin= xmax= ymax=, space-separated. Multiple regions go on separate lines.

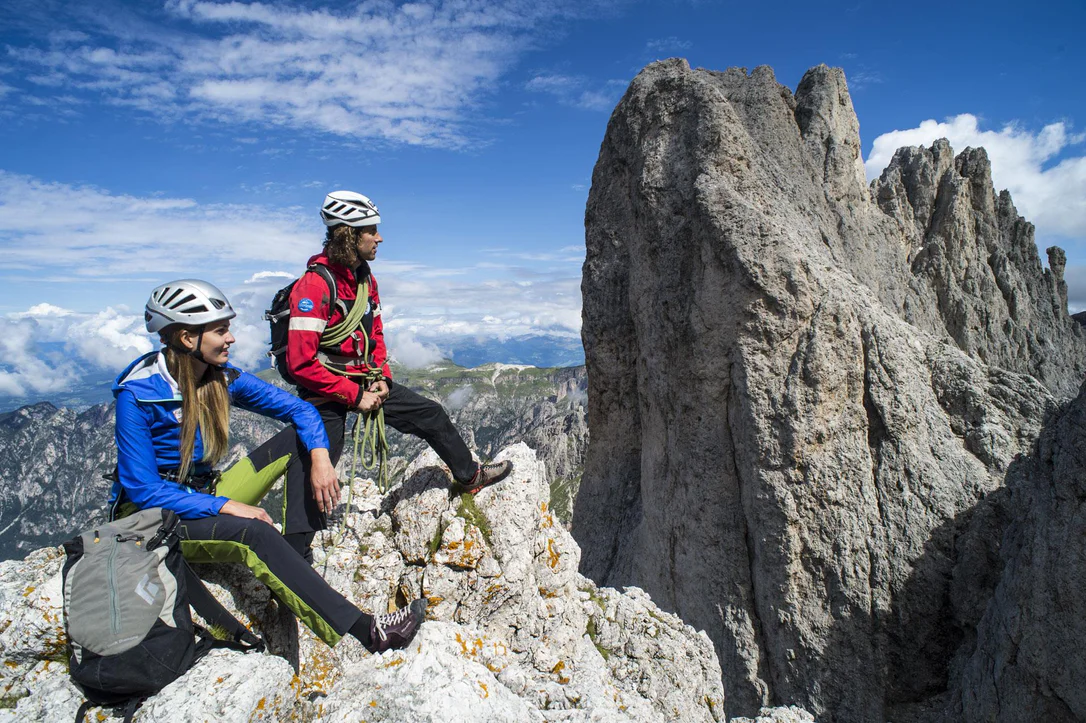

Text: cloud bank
xmin=0 ymin=174 xmax=584 ymax=399
xmin=6 ymin=0 xmax=618 ymax=146
xmin=0 ymin=171 xmax=314 ymax=283
xmin=0 ymin=306 xmax=152 ymax=398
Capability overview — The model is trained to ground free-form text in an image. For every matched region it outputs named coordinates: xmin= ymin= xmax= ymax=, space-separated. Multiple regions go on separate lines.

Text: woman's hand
xmin=309 ymin=448 xmax=341 ymax=514
xmin=220 ymin=499 xmax=274 ymax=526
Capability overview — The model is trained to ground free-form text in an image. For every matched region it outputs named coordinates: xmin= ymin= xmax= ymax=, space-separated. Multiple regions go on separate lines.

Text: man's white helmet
xmin=321 ymin=190 xmax=381 ymax=227
xmin=145 ymin=279 xmax=236 ymax=334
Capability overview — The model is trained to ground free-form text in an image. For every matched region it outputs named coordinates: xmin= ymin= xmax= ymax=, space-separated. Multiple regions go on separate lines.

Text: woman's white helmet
xmin=145 ymin=279 xmax=236 ymax=334
xmin=321 ymin=190 xmax=381 ymax=227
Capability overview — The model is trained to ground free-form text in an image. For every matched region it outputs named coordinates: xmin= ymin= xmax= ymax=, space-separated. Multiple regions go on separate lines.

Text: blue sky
xmin=1 ymin=0 xmax=1084 ymax=400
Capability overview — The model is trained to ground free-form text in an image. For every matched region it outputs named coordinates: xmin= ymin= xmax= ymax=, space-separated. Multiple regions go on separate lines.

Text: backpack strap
xmin=119 ymin=698 xmax=141 ymax=723
xmin=74 ymin=700 xmax=94 ymax=723
xmin=73 ymin=698 xmax=141 ymax=723
xmin=308 ymin=263 xmax=345 ymax=317
xmin=182 ymin=561 xmax=265 ymax=652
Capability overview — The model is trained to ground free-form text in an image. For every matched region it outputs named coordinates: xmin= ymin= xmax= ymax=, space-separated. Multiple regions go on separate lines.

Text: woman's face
xmin=197 ymin=321 xmax=235 ymax=365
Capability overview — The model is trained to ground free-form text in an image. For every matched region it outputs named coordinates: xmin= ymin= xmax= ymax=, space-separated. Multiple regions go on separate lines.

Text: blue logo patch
xmin=297 ymin=298 xmax=314 ymax=312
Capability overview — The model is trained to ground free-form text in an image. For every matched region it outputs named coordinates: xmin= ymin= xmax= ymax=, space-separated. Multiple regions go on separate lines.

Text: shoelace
xmin=374 ymin=607 xmax=411 ymax=641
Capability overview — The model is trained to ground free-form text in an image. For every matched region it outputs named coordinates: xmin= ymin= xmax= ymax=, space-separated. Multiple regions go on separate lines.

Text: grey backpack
xmin=63 ymin=507 xmax=262 ymax=722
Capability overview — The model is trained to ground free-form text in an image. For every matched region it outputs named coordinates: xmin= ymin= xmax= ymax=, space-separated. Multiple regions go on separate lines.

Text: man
xmin=280 ymin=190 xmax=512 ymax=559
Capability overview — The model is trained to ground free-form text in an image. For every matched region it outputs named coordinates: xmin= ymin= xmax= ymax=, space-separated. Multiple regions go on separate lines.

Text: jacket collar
xmin=307 ymin=252 xmax=371 ymax=284
xmin=112 ymin=350 xmax=181 ymax=403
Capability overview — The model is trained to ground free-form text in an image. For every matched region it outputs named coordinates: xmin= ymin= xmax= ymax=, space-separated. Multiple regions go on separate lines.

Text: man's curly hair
xmin=324 ymin=224 xmax=376 ymax=267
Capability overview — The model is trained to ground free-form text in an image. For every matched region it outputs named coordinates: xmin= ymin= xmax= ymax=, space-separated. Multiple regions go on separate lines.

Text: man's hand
xmin=368 ymin=379 xmax=389 ymax=401
xmin=310 ymin=448 xmax=341 ymax=514
xmin=220 ymin=499 xmax=275 ymax=526
xmin=356 ymin=390 xmax=384 ymax=413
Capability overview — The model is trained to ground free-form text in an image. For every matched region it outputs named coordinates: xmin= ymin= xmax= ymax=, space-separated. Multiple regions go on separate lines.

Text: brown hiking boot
xmin=459 ymin=460 xmax=513 ymax=495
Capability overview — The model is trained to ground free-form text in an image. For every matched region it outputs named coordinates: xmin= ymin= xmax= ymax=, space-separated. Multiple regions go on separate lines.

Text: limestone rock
xmin=0 ymin=443 xmax=724 ymax=722
xmin=952 ymin=383 xmax=1086 ymax=722
xmin=575 ymin=58 xmax=1081 ymax=721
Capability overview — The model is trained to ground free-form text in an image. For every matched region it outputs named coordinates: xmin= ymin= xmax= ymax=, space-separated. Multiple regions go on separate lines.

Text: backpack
xmin=265 ymin=264 xmax=341 ymax=385
xmin=265 ymin=263 xmax=373 ymax=385
xmin=63 ymin=508 xmax=263 ymax=723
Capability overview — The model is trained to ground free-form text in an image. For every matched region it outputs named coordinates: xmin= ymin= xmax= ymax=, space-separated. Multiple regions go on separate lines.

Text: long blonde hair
xmin=163 ymin=329 xmax=230 ymax=480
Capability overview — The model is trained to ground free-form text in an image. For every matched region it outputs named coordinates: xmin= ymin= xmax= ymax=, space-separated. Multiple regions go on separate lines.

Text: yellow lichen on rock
xmin=546 ymin=538 xmax=560 ymax=570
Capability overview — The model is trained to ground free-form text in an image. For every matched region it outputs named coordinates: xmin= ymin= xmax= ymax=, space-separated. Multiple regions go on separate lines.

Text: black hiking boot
xmin=366 ymin=597 xmax=427 ymax=654
xmin=459 ymin=460 xmax=513 ymax=495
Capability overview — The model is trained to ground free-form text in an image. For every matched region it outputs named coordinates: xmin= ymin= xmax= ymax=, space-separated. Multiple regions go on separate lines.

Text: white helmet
xmin=145 ymin=279 xmax=236 ymax=334
xmin=321 ymin=190 xmax=381 ymax=227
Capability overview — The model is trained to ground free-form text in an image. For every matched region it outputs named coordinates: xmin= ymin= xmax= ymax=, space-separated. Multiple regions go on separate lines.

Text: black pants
xmin=285 ymin=380 xmax=478 ymax=535
xmin=178 ymin=514 xmax=362 ymax=645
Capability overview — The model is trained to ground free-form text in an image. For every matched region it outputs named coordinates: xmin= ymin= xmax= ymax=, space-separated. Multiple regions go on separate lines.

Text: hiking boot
xmin=460 ymin=460 xmax=513 ymax=495
xmin=366 ymin=597 xmax=427 ymax=654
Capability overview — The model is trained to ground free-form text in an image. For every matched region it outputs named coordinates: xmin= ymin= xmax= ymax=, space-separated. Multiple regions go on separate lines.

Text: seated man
xmin=280 ymin=190 xmax=513 ymax=559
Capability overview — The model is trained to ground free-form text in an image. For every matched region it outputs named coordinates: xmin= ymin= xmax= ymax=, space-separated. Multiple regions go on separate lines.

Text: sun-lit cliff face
xmin=575 ymin=58 xmax=1086 ymax=722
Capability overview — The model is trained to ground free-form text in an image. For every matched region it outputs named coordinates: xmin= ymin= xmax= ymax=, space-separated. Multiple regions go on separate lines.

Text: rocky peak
xmin=794 ymin=64 xmax=869 ymax=203
xmin=0 ymin=402 xmax=59 ymax=431
xmin=576 ymin=58 xmax=1086 ymax=721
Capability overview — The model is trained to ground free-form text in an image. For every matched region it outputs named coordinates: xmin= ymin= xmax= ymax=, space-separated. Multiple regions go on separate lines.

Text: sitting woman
xmin=111 ymin=278 xmax=423 ymax=653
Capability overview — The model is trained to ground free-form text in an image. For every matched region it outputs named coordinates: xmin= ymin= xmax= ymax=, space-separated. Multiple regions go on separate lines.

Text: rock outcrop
xmin=0 ymin=444 xmax=725 ymax=722
xmin=575 ymin=58 xmax=1085 ymax=721
xmin=952 ymin=384 xmax=1086 ymax=721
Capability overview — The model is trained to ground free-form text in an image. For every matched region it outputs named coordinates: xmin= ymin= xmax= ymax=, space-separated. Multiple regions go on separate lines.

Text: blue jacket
xmin=112 ymin=351 xmax=329 ymax=519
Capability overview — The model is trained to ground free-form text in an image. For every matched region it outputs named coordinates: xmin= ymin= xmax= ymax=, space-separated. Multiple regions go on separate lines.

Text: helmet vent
xmin=170 ymin=293 xmax=197 ymax=309
xmin=161 ymin=287 xmax=184 ymax=306
xmin=210 ymin=298 xmax=226 ymax=309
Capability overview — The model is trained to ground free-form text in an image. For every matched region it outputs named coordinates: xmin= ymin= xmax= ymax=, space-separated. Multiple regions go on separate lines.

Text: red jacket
xmin=285 ymin=252 xmax=391 ymax=406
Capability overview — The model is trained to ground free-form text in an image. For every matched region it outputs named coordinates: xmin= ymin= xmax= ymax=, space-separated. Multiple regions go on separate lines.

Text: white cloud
xmin=445 ymin=385 xmax=475 ymax=410
xmin=388 ymin=332 xmax=446 ymax=369
xmin=525 ymin=73 xmax=626 ymax=111
xmin=7 ymin=0 xmax=616 ymax=147
xmin=0 ymin=317 xmax=74 ymax=397
xmin=0 ymin=170 xmax=315 ymax=281
xmin=0 ymin=168 xmax=585 ymax=398
xmin=646 ymin=36 xmax=692 ymax=53
xmin=0 ymin=306 xmax=152 ymax=397
xmin=865 ymin=114 xmax=1086 ymax=238
xmin=10 ymin=303 xmax=74 ymax=319
xmin=1062 ymin=265 xmax=1086 ymax=314
xmin=0 ymin=257 xmax=582 ymax=400
xmin=65 ymin=308 xmax=155 ymax=369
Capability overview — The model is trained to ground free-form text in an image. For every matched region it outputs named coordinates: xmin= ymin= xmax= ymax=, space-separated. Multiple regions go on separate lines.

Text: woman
xmin=111 ymin=278 xmax=423 ymax=652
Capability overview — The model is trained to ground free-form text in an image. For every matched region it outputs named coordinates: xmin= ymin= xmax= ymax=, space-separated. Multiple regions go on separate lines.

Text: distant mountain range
xmin=0 ymin=334 xmax=585 ymax=413
xmin=0 ymin=360 xmax=587 ymax=561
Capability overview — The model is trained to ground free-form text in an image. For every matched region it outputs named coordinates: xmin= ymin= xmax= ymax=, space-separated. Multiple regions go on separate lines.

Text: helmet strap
xmin=189 ymin=326 xmax=207 ymax=363
xmin=166 ymin=326 xmax=206 ymax=362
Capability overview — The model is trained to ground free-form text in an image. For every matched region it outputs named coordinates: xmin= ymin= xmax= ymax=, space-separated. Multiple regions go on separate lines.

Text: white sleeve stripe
xmin=289 ymin=317 xmax=327 ymax=332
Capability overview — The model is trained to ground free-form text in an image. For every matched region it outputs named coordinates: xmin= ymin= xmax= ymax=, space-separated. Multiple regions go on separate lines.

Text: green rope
xmin=320 ymin=280 xmax=370 ymax=347
xmin=333 ymin=370 xmax=390 ymax=545
xmin=309 ymin=278 xmax=392 ymax=543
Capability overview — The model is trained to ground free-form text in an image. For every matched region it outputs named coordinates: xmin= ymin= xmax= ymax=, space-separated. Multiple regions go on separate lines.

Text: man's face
xmin=356 ymin=225 xmax=382 ymax=261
